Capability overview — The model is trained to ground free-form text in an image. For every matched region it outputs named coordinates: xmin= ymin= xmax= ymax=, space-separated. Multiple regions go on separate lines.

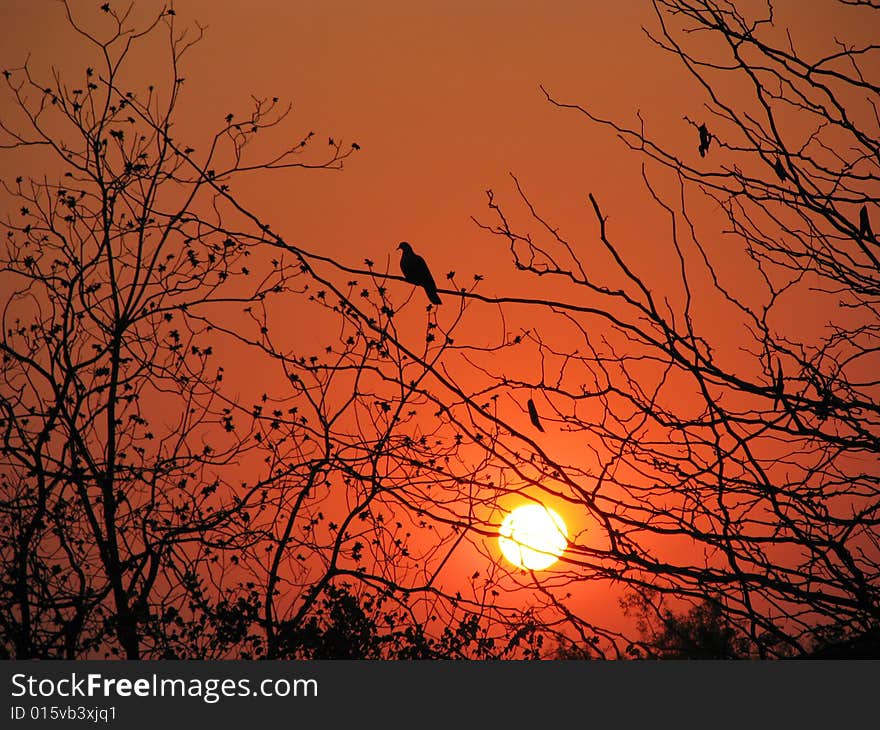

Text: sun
xmin=498 ymin=504 xmax=568 ymax=570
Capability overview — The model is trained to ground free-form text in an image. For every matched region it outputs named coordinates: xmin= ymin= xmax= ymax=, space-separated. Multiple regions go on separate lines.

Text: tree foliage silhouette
xmin=621 ymin=591 xmax=750 ymax=659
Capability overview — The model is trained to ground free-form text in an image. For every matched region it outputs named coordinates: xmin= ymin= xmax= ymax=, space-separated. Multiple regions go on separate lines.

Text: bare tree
xmin=0 ymin=2 xmax=361 ymax=658
xmin=0 ymin=3 xmax=559 ymax=660
xmin=474 ymin=0 xmax=880 ymax=656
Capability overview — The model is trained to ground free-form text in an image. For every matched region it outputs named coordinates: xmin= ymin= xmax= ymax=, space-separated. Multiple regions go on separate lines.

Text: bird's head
xmin=397 ymin=241 xmax=412 ymax=252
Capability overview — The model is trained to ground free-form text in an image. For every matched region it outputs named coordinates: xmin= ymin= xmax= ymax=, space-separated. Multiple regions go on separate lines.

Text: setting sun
xmin=499 ymin=505 xmax=568 ymax=571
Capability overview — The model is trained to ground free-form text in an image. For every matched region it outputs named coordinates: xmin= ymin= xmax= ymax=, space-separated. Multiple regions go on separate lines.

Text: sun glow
xmin=498 ymin=504 xmax=568 ymax=570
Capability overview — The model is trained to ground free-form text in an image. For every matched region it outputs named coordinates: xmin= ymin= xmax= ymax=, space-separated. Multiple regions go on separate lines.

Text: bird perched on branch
xmin=698 ymin=123 xmax=711 ymax=157
xmin=859 ymin=204 xmax=874 ymax=242
xmin=527 ymin=398 xmax=545 ymax=432
xmin=773 ymin=361 xmax=784 ymax=410
xmin=398 ymin=241 xmax=441 ymax=305
xmin=774 ymin=157 xmax=787 ymax=182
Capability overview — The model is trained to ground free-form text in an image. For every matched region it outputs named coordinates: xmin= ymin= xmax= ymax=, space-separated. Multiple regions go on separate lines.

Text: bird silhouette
xmin=859 ymin=205 xmax=873 ymax=242
xmin=816 ymin=386 xmax=831 ymax=421
xmin=398 ymin=242 xmax=441 ymax=305
xmin=773 ymin=361 xmax=784 ymax=410
xmin=698 ymin=123 xmax=711 ymax=157
xmin=527 ymin=398 xmax=544 ymax=432
xmin=774 ymin=157 xmax=787 ymax=182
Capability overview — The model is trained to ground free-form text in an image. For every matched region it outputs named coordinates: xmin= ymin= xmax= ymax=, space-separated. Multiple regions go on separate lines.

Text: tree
xmin=621 ymin=590 xmax=750 ymax=659
xmin=0 ymin=2 xmax=555 ymax=660
xmin=476 ymin=0 xmax=880 ymax=656
xmin=0 ymin=2 xmax=359 ymax=658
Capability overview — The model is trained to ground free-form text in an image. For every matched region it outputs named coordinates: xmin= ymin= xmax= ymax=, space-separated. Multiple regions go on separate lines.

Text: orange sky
xmin=3 ymin=1 xmax=872 ymax=310
xmin=0 ymin=1 xmax=688 ymax=280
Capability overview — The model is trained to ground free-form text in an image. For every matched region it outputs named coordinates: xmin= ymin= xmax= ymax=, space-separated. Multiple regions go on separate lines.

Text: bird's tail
xmin=428 ymin=289 xmax=442 ymax=305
